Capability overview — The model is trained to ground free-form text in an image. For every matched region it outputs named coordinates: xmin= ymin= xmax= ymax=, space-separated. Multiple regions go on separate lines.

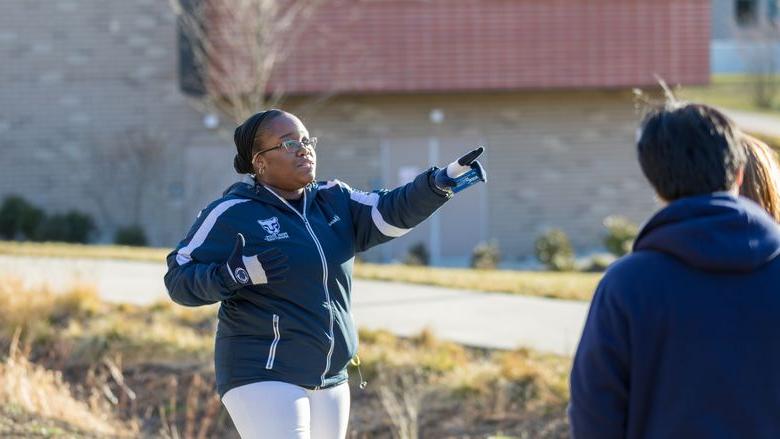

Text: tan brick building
xmin=0 ymin=0 xmax=710 ymax=265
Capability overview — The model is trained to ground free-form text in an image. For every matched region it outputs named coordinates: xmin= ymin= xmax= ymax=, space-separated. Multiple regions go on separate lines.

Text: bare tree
xmin=736 ymin=14 xmax=780 ymax=108
xmin=169 ymin=0 xmax=326 ymax=124
xmin=60 ymin=129 xmax=170 ymax=238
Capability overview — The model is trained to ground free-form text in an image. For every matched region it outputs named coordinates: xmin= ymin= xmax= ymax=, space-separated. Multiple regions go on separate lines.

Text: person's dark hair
xmin=233 ymin=109 xmax=284 ymax=174
xmin=637 ymin=103 xmax=746 ymax=201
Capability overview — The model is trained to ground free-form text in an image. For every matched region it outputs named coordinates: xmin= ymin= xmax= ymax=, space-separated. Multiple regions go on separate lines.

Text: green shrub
xmin=0 ymin=195 xmax=45 ymax=240
xmin=581 ymin=253 xmax=616 ymax=272
xmin=114 ymin=225 xmax=148 ymax=246
xmin=36 ymin=211 xmax=96 ymax=243
xmin=534 ymin=229 xmax=575 ymax=271
xmin=404 ymin=242 xmax=429 ymax=266
xmin=603 ymin=215 xmax=639 ymax=257
xmin=471 ymin=241 xmax=501 ymax=269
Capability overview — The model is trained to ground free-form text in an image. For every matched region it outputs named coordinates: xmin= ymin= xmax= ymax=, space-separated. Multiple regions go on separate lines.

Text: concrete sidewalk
xmin=722 ymin=109 xmax=780 ymax=138
xmin=0 ymin=255 xmax=590 ymax=356
xmin=352 ymin=280 xmax=588 ymax=355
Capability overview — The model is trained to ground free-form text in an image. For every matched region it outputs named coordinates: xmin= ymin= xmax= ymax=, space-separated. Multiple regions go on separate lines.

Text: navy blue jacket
xmin=569 ymin=193 xmax=780 ymax=439
xmin=164 ymin=170 xmax=449 ymax=397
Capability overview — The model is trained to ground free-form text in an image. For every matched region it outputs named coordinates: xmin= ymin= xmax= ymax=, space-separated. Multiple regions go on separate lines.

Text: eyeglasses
xmin=255 ymin=137 xmax=318 ymax=156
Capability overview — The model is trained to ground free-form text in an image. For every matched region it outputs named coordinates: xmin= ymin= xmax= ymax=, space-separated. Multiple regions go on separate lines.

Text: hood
xmin=223 ymin=175 xmax=265 ymax=199
xmin=633 ymin=193 xmax=780 ymax=273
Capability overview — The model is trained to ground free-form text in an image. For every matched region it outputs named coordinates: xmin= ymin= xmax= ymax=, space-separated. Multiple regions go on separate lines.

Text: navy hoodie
xmin=569 ymin=193 xmax=780 ymax=439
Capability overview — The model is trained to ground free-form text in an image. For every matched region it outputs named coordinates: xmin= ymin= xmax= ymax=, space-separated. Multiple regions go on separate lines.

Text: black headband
xmin=233 ymin=109 xmax=281 ymax=174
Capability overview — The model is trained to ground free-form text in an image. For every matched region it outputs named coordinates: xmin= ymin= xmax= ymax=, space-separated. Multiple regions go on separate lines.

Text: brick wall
xmin=0 ymin=0 xmax=663 ymax=264
xmin=285 ymin=91 xmax=657 ymax=264
xmin=0 ymin=0 xmax=230 ymax=245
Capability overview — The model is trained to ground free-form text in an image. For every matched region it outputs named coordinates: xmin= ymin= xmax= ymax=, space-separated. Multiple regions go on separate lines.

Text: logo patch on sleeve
xmin=234 ymin=267 xmax=250 ymax=284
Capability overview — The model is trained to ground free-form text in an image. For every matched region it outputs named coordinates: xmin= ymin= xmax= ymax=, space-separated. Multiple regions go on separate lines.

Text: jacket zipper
xmin=265 ymin=188 xmax=336 ymax=387
xmin=266 ymin=314 xmax=280 ymax=370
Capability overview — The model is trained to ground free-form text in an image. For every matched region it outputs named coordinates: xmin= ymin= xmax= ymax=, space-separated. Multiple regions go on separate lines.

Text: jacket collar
xmin=224 ymin=175 xmax=317 ymax=214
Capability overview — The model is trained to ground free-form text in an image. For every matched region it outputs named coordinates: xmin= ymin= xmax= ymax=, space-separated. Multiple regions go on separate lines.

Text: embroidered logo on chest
xmin=258 ymin=217 xmax=290 ymax=242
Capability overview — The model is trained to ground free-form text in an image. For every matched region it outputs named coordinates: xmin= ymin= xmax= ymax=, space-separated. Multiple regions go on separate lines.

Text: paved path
xmin=0 ymin=255 xmax=590 ymax=356
xmin=722 ymin=109 xmax=780 ymax=138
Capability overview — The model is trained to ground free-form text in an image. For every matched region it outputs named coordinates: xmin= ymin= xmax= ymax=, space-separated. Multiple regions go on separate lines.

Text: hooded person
xmin=568 ymin=103 xmax=780 ymax=439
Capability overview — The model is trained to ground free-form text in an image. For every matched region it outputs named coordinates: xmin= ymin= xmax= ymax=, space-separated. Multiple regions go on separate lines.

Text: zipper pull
xmin=350 ymin=355 xmax=368 ymax=390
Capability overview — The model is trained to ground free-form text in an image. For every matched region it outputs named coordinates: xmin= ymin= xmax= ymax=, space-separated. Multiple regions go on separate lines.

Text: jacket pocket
xmin=265 ymin=314 xmax=281 ymax=370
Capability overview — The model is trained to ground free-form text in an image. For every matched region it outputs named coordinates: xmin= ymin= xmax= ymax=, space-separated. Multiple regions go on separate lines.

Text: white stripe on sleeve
xmin=349 ymin=190 xmax=411 ymax=238
xmin=242 ymin=254 xmax=268 ymax=284
xmin=175 ymin=199 xmax=249 ymax=266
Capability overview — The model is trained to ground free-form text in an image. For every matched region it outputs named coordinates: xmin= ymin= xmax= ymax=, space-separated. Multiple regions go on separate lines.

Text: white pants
xmin=221 ymin=381 xmax=350 ymax=439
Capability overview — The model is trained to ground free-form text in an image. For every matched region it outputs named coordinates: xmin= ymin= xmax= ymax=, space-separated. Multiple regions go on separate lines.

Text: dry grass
xmin=0 ymin=329 xmax=130 ymax=437
xmin=0 ymin=276 xmax=573 ymax=437
xmin=354 ymin=328 xmax=571 ymax=438
xmin=0 ymin=278 xmax=102 ymax=346
xmin=357 ymin=328 xmax=570 ymax=404
xmin=0 ymin=240 xmax=169 ymax=262
xmin=355 ymin=263 xmax=601 ymax=301
xmin=0 ymin=277 xmax=228 ymax=437
xmin=0 ymin=277 xmax=216 ymax=366
xmin=676 ymin=74 xmax=780 ymax=115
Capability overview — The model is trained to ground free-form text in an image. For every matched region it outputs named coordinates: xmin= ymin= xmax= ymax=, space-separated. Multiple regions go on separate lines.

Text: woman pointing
xmin=164 ymin=109 xmax=486 ymax=438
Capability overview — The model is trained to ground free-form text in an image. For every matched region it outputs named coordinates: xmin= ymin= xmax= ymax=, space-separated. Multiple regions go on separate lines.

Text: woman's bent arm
xmin=164 ymin=198 xmax=246 ymax=307
xmin=164 ymin=254 xmax=236 ymax=306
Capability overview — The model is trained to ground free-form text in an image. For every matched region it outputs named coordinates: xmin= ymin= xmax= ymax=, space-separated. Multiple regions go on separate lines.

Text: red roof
xmin=238 ymin=0 xmax=711 ymax=94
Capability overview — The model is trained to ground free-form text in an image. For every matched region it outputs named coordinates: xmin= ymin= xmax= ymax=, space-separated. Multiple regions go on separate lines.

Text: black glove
xmin=221 ymin=233 xmax=289 ymax=290
xmin=433 ymin=146 xmax=487 ymax=195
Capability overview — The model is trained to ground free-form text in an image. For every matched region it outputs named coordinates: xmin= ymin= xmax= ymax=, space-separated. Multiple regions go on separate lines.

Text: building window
xmin=769 ymin=0 xmax=779 ymax=26
xmin=736 ymin=0 xmax=759 ymax=26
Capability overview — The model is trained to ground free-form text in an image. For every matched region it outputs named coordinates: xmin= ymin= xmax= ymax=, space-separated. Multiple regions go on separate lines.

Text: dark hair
xmin=233 ymin=109 xmax=284 ymax=174
xmin=637 ymin=103 xmax=746 ymax=201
